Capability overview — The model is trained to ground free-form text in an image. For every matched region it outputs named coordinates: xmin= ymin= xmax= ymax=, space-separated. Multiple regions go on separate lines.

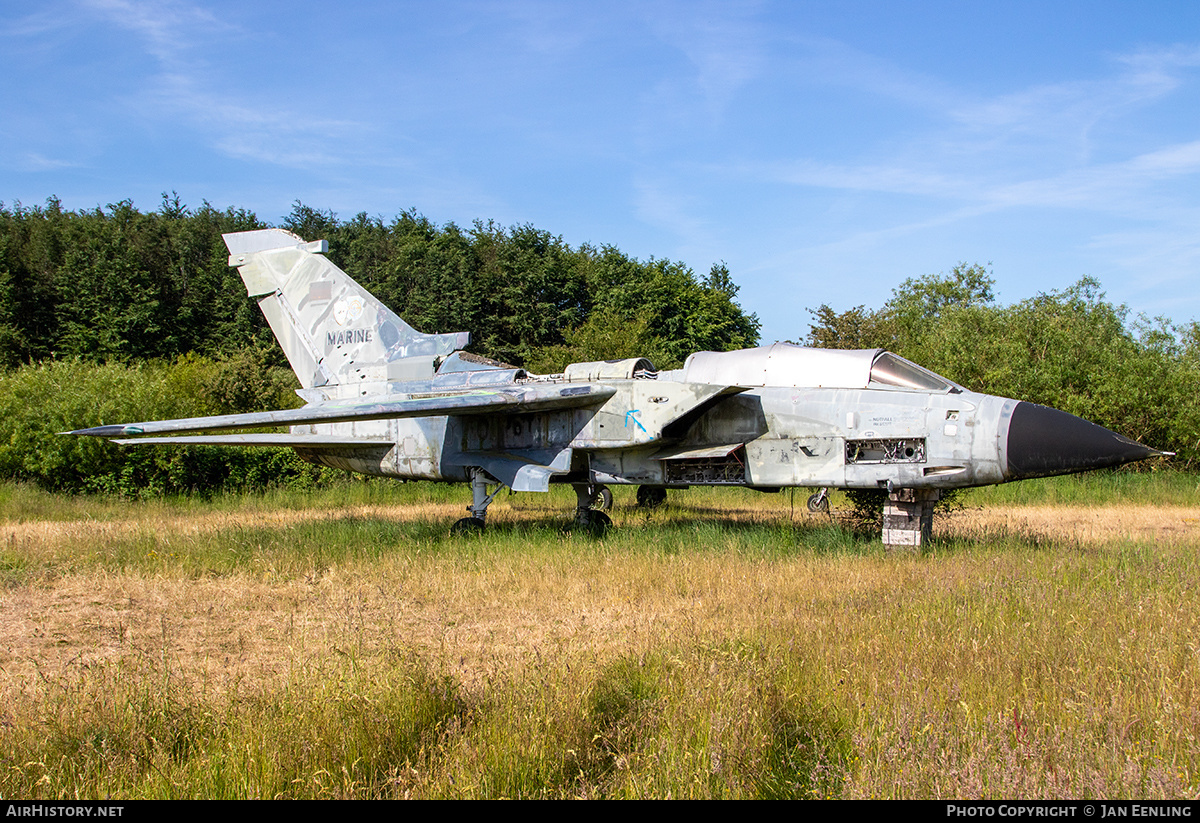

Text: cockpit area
xmin=866 ymin=351 xmax=955 ymax=392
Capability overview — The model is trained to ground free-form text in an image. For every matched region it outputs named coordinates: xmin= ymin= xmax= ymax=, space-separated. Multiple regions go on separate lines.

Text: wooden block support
xmin=882 ymin=488 xmax=940 ymax=549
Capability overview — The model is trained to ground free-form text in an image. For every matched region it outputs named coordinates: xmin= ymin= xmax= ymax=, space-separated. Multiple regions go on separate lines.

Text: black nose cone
xmin=1006 ymin=402 xmax=1161 ymax=480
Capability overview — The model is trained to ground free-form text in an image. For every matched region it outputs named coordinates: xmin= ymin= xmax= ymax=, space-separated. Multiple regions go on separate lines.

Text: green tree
xmin=525 ymin=308 xmax=673 ymax=374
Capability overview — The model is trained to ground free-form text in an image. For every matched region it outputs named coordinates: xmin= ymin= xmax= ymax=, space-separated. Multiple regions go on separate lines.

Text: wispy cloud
xmin=752 ymin=43 xmax=1200 ymax=212
xmin=1115 ymin=44 xmax=1200 ymax=88
xmin=639 ymin=0 xmax=768 ymax=122
xmin=760 ymin=160 xmax=974 ymax=199
xmin=71 ymin=0 xmax=370 ymax=169
xmin=142 ymin=72 xmax=366 ymax=168
xmin=747 ymin=134 xmax=1200 ymax=236
xmin=779 ymin=34 xmax=963 ymax=114
xmin=0 ymin=7 xmax=75 ymax=40
xmin=12 ymin=153 xmax=80 ymax=172
xmin=488 ymin=0 xmax=599 ymax=58
xmin=948 ymin=44 xmax=1200 ymax=167
xmin=78 ymin=0 xmax=228 ymax=65
xmin=632 ymin=176 xmax=713 ymax=251
xmin=1126 ymin=138 xmax=1200 ymax=175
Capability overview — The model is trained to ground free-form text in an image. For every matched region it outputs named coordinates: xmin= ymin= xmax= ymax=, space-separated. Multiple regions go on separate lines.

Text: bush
xmin=0 ymin=354 xmax=338 ymax=495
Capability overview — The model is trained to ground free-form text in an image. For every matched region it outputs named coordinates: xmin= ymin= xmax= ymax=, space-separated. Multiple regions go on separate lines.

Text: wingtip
xmin=67 ymin=424 xmax=141 ymax=437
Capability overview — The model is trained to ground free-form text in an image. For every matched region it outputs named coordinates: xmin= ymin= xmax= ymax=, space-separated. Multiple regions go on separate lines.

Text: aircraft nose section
xmin=1005 ymin=401 xmax=1161 ymax=480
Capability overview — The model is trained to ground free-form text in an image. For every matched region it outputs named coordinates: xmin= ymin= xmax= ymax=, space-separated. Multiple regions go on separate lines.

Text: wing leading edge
xmin=107 ymin=434 xmax=395 ymax=447
xmin=70 ymin=383 xmax=617 ymax=440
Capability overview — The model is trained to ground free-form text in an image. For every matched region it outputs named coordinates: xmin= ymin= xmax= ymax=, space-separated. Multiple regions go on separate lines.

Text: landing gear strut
xmin=806 ymin=488 xmax=830 ymax=513
xmin=572 ymin=483 xmax=613 ymax=535
xmin=451 ymin=468 xmax=503 ymax=533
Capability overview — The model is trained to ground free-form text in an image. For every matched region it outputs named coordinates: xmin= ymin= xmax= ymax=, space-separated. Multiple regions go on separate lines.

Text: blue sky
xmin=3 ymin=0 xmax=1199 ymax=345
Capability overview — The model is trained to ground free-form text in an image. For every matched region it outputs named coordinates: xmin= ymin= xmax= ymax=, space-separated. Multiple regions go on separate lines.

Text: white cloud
xmin=639 ymin=0 xmax=768 ymax=120
xmin=11 ymin=153 xmax=80 ymax=172
xmin=632 ymin=177 xmax=712 ymax=250
xmin=62 ymin=2 xmax=373 ymax=170
xmin=78 ymin=0 xmax=228 ymax=64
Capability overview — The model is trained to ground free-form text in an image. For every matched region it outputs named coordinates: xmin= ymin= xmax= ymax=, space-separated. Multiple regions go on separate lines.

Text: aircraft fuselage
xmin=287 ymin=370 xmax=1102 ymax=495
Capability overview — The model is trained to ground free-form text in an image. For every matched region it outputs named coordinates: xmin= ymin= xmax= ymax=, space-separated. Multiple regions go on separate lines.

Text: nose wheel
xmin=806 ymin=488 xmax=830 ymax=513
xmin=451 ymin=516 xmax=486 ymax=534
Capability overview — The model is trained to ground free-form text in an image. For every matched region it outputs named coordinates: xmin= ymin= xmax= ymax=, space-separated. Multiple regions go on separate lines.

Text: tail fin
xmin=223 ymin=229 xmax=470 ymax=388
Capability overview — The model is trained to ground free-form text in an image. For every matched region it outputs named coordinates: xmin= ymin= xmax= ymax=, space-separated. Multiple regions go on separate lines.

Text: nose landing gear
xmin=806 ymin=488 xmax=830 ymax=513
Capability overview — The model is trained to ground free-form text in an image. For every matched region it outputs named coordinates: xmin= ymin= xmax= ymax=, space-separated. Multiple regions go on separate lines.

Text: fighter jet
xmin=70 ymin=229 xmax=1166 ymax=545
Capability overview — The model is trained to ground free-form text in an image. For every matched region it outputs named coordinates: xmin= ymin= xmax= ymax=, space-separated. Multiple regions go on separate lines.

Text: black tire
xmin=636 ymin=486 xmax=667 ymax=508
xmin=593 ymin=485 xmax=614 ymax=511
xmin=806 ymin=492 xmax=829 ymax=513
xmin=581 ymin=509 xmax=612 ymax=536
xmin=450 ymin=516 xmax=486 ymax=534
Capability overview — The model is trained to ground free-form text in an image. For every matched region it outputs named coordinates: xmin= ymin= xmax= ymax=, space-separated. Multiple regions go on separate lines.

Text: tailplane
xmin=223 ymin=229 xmax=470 ymax=388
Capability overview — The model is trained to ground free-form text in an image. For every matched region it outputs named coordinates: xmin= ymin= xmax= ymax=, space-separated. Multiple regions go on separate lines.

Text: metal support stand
xmin=882 ymin=488 xmax=940 ymax=549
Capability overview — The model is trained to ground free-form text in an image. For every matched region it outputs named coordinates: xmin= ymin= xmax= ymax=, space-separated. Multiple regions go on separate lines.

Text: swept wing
xmin=70 ymin=383 xmax=616 ymax=439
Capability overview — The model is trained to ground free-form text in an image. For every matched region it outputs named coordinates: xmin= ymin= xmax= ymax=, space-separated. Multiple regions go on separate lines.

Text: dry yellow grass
xmin=0 ymin=500 xmax=455 ymax=544
xmin=4 ymin=500 xmax=1199 ymax=693
xmin=8 ymin=496 xmax=1196 ymax=546
xmin=943 ymin=503 xmax=1200 ymax=545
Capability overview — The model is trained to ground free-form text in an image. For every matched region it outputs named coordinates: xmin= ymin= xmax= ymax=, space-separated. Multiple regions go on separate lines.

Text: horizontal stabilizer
xmin=70 ymin=383 xmax=617 ymax=438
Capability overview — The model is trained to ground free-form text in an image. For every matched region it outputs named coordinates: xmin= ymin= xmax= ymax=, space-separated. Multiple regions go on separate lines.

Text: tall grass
xmin=963 ymin=465 xmax=1197 ymax=507
xmin=1 ymin=476 xmax=1198 ymax=798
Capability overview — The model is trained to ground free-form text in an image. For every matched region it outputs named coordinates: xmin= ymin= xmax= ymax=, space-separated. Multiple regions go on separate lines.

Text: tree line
xmin=0 ymin=195 xmax=759 ymax=371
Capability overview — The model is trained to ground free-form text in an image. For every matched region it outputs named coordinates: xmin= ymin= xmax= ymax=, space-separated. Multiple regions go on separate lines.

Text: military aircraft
xmin=70 ymin=229 xmax=1166 ymax=545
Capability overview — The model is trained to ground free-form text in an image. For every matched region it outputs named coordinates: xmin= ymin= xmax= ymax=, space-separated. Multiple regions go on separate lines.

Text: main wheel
xmin=579 ymin=509 xmax=612 ymax=536
xmin=592 ymin=485 xmax=614 ymax=511
xmin=636 ymin=486 xmax=667 ymax=508
xmin=450 ymin=516 xmax=486 ymax=534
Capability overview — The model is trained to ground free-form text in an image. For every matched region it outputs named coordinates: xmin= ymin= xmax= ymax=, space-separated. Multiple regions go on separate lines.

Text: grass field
xmin=1 ymin=472 xmax=1198 ymax=799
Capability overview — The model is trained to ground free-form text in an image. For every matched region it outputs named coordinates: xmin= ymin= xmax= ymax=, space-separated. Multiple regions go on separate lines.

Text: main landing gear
xmin=592 ymin=484 xmax=613 ymax=512
xmin=572 ymin=482 xmax=612 ymax=535
xmin=450 ymin=468 xmax=503 ymax=534
xmin=636 ymin=485 xmax=667 ymax=508
xmin=450 ymin=469 xmax=615 ymax=536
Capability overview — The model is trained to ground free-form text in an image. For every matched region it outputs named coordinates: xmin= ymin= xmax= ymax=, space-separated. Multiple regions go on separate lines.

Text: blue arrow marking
xmin=625 ymin=410 xmax=646 ymax=432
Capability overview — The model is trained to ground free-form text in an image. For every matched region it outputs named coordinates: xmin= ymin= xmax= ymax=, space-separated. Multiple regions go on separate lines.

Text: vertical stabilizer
xmin=223 ymin=229 xmax=470 ymax=388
